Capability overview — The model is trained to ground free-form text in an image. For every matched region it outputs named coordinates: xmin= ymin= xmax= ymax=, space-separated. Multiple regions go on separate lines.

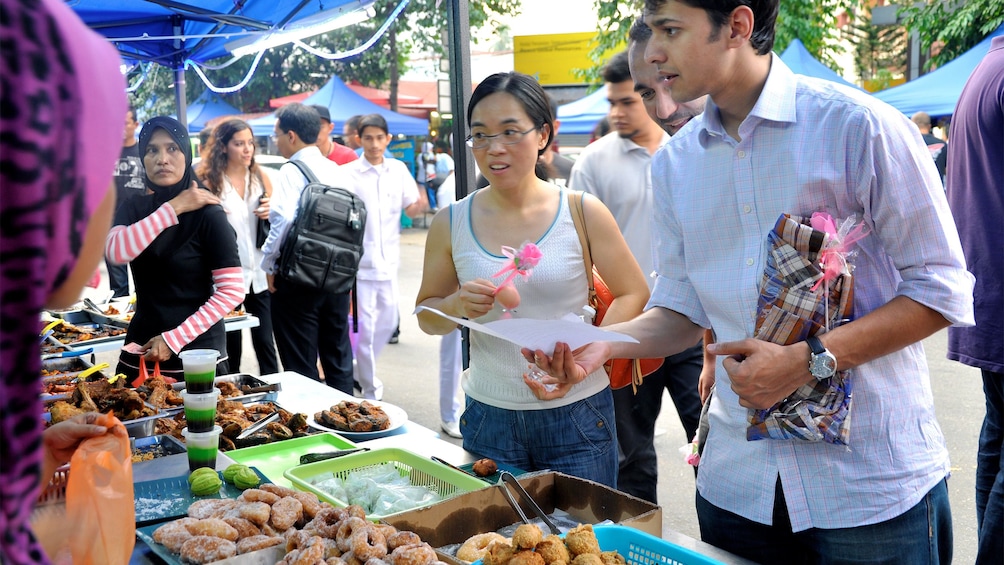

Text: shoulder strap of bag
xmin=288 ymin=159 xmax=320 ymax=185
xmin=567 ymin=191 xmax=597 ymax=302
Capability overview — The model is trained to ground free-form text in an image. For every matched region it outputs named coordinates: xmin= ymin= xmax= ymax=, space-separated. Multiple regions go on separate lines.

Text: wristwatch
xmin=806 ymin=335 xmax=837 ymax=381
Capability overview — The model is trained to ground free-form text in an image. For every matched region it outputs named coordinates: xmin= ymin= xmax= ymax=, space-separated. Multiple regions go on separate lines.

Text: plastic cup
xmin=178 ymin=349 xmax=219 ymax=394
xmin=181 ymin=389 xmax=220 ymax=433
xmin=182 ymin=426 xmax=222 ymax=472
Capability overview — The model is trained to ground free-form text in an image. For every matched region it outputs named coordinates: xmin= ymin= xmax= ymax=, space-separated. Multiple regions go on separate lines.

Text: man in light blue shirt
xmin=532 ymin=1 xmax=974 ymax=563
xmin=261 ymin=103 xmax=356 ymax=393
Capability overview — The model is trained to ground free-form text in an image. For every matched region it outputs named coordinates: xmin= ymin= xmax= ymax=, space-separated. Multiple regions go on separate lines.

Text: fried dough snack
xmin=565 ymin=524 xmax=601 ymax=557
xmin=535 ymin=535 xmax=570 ymax=565
xmin=179 ymin=535 xmax=236 ymax=564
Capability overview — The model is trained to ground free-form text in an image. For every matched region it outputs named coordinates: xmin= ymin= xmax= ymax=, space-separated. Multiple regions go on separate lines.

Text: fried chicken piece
xmin=47 ymin=400 xmax=87 ymax=424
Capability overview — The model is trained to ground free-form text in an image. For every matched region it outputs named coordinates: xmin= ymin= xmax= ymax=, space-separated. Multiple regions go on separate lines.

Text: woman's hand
xmin=521 ymin=341 xmax=611 ymax=390
xmin=142 ymin=335 xmax=174 ymax=362
xmin=456 ymin=278 xmax=498 ymax=319
xmin=42 ymin=413 xmax=113 ymax=479
xmin=169 ymin=183 xmax=221 ymax=215
xmin=255 ymin=196 xmax=270 ymax=220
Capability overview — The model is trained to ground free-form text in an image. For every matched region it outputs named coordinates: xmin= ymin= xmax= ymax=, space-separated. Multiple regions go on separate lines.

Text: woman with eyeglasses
xmin=415 ymin=72 xmax=649 ymax=487
xmin=197 ymin=118 xmax=278 ymax=375
xmin=105 ymin=116 xmax=243 ymax=382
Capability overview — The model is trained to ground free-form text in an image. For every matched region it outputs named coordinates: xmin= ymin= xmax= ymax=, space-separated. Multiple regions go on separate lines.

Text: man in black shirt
xmin=911 ymin=111 xmax=948 ymax=185
xmin=107 ymin=106 xmax=145 ymax=298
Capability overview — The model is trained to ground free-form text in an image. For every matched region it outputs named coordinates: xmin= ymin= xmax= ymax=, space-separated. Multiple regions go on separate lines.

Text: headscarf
xmin=138 ymin=116 xmax=194 ymax=204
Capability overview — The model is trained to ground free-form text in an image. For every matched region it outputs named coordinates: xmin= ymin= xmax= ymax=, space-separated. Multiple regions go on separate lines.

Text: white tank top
xmin=451 ymin=188 xmax=609 ymax=410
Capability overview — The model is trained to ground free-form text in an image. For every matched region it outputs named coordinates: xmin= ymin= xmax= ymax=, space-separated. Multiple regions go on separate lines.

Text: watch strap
xmin=806 ymin=335 xmax=825 ymax=356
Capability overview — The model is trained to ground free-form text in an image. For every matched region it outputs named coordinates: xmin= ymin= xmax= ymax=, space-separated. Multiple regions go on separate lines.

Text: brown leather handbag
xmin=568 ymin=192 xmax=663 ymax=392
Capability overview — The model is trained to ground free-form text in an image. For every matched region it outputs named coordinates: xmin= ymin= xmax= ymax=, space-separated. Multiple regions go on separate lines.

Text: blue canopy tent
xmin=248 ymin=75 xmax=428 ymax=136
xmin=71 ymin=0 xmax=377 ymax=124
xmin=557 ymin=88 xmax=609 ymax=135
xmin=779 ymin=39 xmax=862 ymax=90
xmin=873 ymin=23 xmax=1004 ymax=117
xmin=186 ymin=90 xmax=241 ymax=133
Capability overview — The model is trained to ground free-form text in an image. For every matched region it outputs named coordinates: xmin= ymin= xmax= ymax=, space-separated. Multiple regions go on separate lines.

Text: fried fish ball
xmin=236 ymin=534 xmax=284 ymax=554
xmin=153 ymin=519 xmax=195 ymax=553
xmin=239 ymin=501 xmax=272 ymax=527
xmin=599 ymin=551 xmax=626 ymax=565
xmin=239 ymin=488 xmax=281 ymax=505
xmin=179 ymin=535 xmax=237 ymax=564
xmin=565 ymin=524 xmax=601 ymax=557
xmin=456 ymin=532 xmax=507 ymax=562
xmin=480 ymin=540 xmax=515 ymax=565
xmin=185 ymin=517 xmax=239 ymax=542
xmin=535 ymin=535 xmax=571 ymax=565
xmin=187 ymin=498 xmax=237 ymax=520
xmin=270 ymin=496 xmax=304 ymax=531
xmin=222 ymin=516 xmax=260 ymax=539
xmin=571 ymin=554 xmax=604 ymax=565
xmin=512 ymin=524 xmax=543 ymax=550
xmin=509 ymin=550 xmax=546 ymax=565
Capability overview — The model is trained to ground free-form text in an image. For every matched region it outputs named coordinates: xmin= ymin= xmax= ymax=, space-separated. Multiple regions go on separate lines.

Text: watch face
xmin=811 ymin=352 xmax=837 ymax=379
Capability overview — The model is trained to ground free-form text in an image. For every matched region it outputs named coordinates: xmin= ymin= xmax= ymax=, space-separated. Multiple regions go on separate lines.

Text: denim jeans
xmin=697 ymin=477 xmax=952 ymax=564
xmin=460 ymin=388 xmax=618 ymax=488
xmin=976 ymin=369 xmax=1003 ymax=565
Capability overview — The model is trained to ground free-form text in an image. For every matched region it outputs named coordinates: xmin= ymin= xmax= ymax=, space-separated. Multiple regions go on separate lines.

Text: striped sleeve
xmin=161 ymin=266 xmax=244 ymax=354
xmin=105 ymin=203 xmax=178 ymax=264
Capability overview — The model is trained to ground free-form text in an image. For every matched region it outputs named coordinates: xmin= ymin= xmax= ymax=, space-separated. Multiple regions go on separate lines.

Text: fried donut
xmin=187 ymin=498 xmax=237 ymax=520
xmin=179 ymin=535 xmax=237 ymax=564
xmin=184 ymin=518 xmax=239 ymax=542
xmin=327 ymin=559 xmax=348 ymax=565
xmin=535 ymin=535 xmax=571 ymax=565
xmin=456 ymin=532 xmax=507 ymax=562
xmin=510 ymin=550 xmax=546 ymax=565
xmin=291 ymin=489 xmax=324 ymax=519
xmin=365 ymin=559 xmax=390 ymax=565
xmin=351 ymin=526 xmax=389 ymax=561
xmin=481 ymin=540 xmax=515 ymax=565
xmin=270 ymin=496 xmax=304 ymax=531
xmin=153 ymin=520 xmax=195 ymax=553
xmin=388 ymin=542 xmax=438 ymax=565
xmin=260 ymin=483 xmax=299 ymax=498
xmin=599 ymin=551 xmax=626 ymax=565
xmin=239 ymin=501 xmax=272 ymax=527
xmin=291 ymin=536 xmax=326 ymax=565
xmin=239 ymin=488 xmax=281 ymax=505
xmin=512 ymin=524 xmax=543 ymax=550
xmin=343 ymin=504 xmax=367 ymax=520
xmin=237 ymin=534 xmax=284 ymax=554
xmin=222 ymin=516 xmax=261 ymax=539
xmin=471 ymin=458 xmax=498 ymax=477
xmin=337 ymin=516 xmax=370 ymax=552
xmin=386 ymin=530 xmax=422 ymax=552
xmin=571 ymin=554 xmax=604 ymax=565
xmin=342 ymin=550 xmax=365 ymax=565
xmin=307 ymin=506 xmax=345 ymax=539
xmin=565 ymin=524 xmax=600 ymax=557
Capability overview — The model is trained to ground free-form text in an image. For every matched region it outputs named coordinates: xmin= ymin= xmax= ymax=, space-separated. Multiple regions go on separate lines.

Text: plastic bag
xmin=65 ymin=412 xmax=135 ymax=565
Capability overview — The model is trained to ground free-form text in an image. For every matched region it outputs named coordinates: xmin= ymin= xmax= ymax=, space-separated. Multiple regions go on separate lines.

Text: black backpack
xmin=277 ymin=160 xmax=366 ymax=294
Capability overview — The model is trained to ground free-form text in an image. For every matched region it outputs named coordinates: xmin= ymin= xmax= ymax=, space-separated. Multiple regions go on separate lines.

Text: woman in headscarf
xmin=105 ymin=116 xmax=244 ymax=382
xmin=197 ymin=118 xmax=278 ymax=375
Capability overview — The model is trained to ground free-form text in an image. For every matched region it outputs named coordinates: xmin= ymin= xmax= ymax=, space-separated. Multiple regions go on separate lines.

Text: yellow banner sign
xmin=514 ymin=32 xmax=625 ymax=86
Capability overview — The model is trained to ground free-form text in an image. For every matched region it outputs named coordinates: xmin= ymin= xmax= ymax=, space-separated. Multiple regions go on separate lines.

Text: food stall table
xmin=49 ymin=315 xmax=260 ymax=355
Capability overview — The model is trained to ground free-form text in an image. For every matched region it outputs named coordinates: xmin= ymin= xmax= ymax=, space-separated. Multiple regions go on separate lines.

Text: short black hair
xmin=275 ymin=102 xmax=320 ymax=144
xmin=344 ymin=114 xmax=362 ymax=133
xmin=643 ymin=0 xmax=778 ymax=55
xmin=357 ymin=113 xmax=389 ymax=136
xmin=198 ymin=127 xmax=213 ymax=147
xmin=468 ymin=72 xmax=555 ymax=157
xmin=126 ymin=105 xmax=138 ymax=123
xmin=629 ymin=17 xmax=652 ymax=45
xmin=602 ymin=51 xmax=632 ymax=84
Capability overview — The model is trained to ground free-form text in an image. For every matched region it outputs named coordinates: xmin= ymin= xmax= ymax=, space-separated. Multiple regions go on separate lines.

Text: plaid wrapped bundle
xmin=747 ymin=214 xmax=856 ymax=445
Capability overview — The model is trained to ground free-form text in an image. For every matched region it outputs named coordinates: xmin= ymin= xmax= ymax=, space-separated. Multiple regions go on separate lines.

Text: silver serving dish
xmin=168 ymin=373 xmax=280 ymax=404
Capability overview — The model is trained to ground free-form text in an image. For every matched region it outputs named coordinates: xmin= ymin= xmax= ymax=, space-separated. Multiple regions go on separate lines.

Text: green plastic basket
xmin=226 ymin=432 xmax=357 ymax=487
xmin=593 ymin=524 xmax=725 ymax=565
xmin=284 ymin=447 xmax=487 ymax=519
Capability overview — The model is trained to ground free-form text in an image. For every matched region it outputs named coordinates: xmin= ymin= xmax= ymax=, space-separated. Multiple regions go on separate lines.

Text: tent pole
xmin=445 ymin=0 xmax=473 ymax=201
xmin=173 ymin=16 xmax=189 ymax=128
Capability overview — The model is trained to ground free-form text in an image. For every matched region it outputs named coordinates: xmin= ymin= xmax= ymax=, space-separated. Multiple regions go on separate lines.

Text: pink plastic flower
xmin=492 ymin=241 xmax=542 ymax=292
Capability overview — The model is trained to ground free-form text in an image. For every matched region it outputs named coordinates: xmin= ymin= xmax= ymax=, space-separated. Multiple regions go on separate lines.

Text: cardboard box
xmin=382 ymin=471 xmax=662 ymax=545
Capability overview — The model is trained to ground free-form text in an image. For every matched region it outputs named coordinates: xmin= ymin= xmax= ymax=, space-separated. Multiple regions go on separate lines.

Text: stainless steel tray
xmin=42 ymin=400 xmax=168 ymax=438
xmin=169 ymin=372 xmax=280 ymax=404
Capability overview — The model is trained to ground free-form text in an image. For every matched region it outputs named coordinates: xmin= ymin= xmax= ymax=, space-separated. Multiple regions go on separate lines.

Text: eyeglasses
xmin=465 ymin=127 xmax=538 ymax=149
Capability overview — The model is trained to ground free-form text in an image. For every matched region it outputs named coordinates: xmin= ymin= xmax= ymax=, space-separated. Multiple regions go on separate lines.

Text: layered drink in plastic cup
xmin=181 ymin=389 xmax=220 ymax=433
xmin=178 ymin=349 xmax=219 ymax=394
xmin=182 ymin=426 xmax=222 ymax=471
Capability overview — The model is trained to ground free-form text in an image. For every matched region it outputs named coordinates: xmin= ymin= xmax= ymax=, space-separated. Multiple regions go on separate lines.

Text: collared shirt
xmin=260 ymin=146 xmax=352 ymax=274
xmin=650 ymin=54 xmax=974 ymax=531
xmin=569 ymin=131 xmax=669 ymax=289
xmin=344 ymin=157 xmax=419 ymax=281
xmin=220 ymin=169 xmax=268 ymax=294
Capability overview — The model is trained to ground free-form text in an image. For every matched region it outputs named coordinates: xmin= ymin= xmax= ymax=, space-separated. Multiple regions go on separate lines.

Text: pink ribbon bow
xmin=810 ymin=212 xmax=869 ymax=292
xmin=491 ymin=241 xmax=543 ymax=293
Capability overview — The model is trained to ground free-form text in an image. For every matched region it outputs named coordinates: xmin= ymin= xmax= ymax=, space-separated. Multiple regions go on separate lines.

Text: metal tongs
xmin=497 ymin=470 xmax=560 ymax=534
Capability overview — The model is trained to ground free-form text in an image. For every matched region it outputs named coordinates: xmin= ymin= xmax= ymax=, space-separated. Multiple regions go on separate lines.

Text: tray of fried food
xmin=49 ymin=320 xmax=127 ymax=346
xmin=137 ymin=489 xmax=440 ymax=565
xmin=136 ymin=373 xmax=186 ymax=411
xmin=44 ymin=378 xmax=166 ymax=437
xmin=157 ymin=400 xmax=310 ymax=452
xmin=169 ymin=373 xmax=280 ymax=404
xmin=40 ymin=357 xmax=95 ymax=398
xmin=308 ymin=399 xmax=408 ymax=440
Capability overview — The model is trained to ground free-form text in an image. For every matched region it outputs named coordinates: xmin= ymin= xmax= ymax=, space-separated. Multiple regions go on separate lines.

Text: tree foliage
xmin=900 ymin=0 xmax=1004 ymax=69
xmin=583 ymin=0 xmax=860 ymax=83
xmin=130 ymin=0 xmax=521 ymax=119
xmin=841 ymin=12 xmax=907 ymax=85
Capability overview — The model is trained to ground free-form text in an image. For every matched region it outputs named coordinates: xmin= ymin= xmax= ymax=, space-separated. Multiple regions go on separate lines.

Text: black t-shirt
xmin=921 ymin=132 xmax=948 ymax=181
xmin=114 ymin=144 xmax=146 ymax=208
xmin=114 ymin=195 xmax=239 ymax=352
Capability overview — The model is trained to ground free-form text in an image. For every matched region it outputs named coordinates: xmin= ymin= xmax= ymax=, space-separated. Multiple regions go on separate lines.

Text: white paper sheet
xmin=414 ymin=306 xmax=638 ymax=352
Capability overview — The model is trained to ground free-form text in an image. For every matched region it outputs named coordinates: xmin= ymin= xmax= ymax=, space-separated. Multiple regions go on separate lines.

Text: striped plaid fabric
xmin=748 ymin=214 xmax=855 ymax=445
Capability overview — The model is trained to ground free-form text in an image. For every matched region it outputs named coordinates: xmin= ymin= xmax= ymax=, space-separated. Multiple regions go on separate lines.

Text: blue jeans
xmin=697 ymin=477 xmax=952 ymax=564
xmin=977 ymin=369 xmax=1003 ymax=565
xmin=460 ymin=388 xmax=618 ymax=488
